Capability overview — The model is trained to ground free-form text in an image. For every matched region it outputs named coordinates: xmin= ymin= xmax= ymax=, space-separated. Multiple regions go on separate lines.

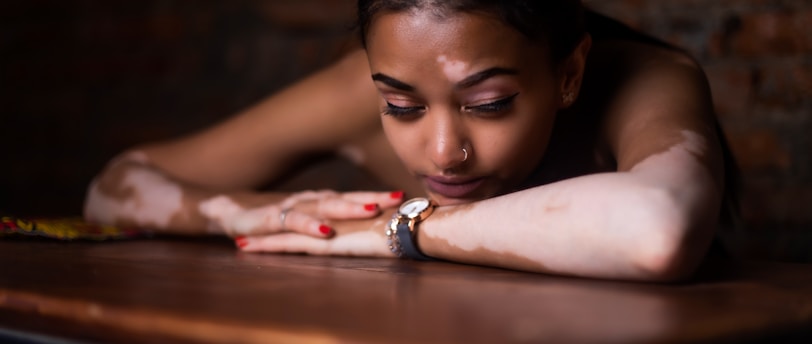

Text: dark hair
xmin=357 ymin=0 xmax=585 ymax=64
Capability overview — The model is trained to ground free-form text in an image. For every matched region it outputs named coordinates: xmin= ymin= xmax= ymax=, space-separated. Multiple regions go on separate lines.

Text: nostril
xmin=430 ymin=144 xmax=470 ymax=170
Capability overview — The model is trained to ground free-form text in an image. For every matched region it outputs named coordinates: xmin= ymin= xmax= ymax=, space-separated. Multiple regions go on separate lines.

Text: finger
xmin=279 ymin=190 xmax=337 ymax=209
xmin=315 ymin=197 xmax=382 ymax=219
xmin=236 ymin=231 xmax=393 ymax=257
xmin=237 ymin=233 xmax=331 ymax=255
xmin=287 ymin=197 xmax=379 ymax=220
xmin=282 ymin=210 xmax=334 ymax=237
xmin=292 ymin=191 xmax=406 ymax=220
xmin=223 ymin=205 xmax=332 ymax=237
xmin=341 ymin=191 xmax=405 ymax=209
xmin=277 ymin=190 xmax=404 ymax=222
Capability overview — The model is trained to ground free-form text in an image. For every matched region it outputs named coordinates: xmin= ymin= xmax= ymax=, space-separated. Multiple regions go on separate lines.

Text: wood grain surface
xmin=1 ymin=237 xmax=811 ymax=343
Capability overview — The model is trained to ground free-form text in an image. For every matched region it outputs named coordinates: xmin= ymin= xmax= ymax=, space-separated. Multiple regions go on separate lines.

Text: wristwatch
xmin=385 ymin=197 xmax=438 ymax=261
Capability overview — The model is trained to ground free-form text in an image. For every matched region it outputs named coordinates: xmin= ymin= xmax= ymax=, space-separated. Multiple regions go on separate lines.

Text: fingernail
xmin=364 ymin=203 xmax=379 ymax=211
xmin=235 ymin=237 xmax=249 ymax=248
xmin=390 ymin=191 xmax=404 ymax=199
xmin=319 ymin=225 xmax=333 ymax=235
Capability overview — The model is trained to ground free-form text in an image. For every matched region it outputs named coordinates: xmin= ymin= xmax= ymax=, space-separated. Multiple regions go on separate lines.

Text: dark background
xmin=1 ymin=0 xmax=810 ymax=261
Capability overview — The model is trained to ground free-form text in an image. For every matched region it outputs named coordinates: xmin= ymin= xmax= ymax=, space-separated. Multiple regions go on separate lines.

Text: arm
xmin=84 ymin=50 xmax=393 ymax=234
xmin=236 ymin=46 xmax=724 ymax=282
xmin=419 ymin=52 xmax=723 ymax=282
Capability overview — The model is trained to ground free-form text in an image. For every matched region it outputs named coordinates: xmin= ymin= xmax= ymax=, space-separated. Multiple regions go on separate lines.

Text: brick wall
xmin=1 ymin=1 xmax=809 ymax=260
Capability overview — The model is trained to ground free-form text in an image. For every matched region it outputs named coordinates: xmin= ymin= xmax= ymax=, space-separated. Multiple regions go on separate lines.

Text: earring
xmin=563 ymin=92 xmax=575 ymax=105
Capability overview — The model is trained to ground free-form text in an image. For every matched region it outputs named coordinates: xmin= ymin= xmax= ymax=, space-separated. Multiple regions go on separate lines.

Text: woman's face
xmin=366 ymin=10 xmax=564 ymax=206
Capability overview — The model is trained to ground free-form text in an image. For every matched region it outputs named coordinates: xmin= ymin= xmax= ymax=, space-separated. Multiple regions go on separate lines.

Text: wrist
xmin=415 ymin=204 xmax=447 ymax=258
xmin=386 ymin=197 xmax=438 ymax=261
xmin=197 ymin=194 xmax=245 ymax=234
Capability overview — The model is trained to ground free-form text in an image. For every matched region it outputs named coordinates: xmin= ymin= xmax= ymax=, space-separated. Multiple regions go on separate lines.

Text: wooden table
xmin=1 ymin=237 xmax=811 ymax=343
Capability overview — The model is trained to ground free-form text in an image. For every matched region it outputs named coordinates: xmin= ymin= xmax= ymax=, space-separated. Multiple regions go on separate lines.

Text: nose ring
xmin=462 ymin=148 xmax=468 ymax=162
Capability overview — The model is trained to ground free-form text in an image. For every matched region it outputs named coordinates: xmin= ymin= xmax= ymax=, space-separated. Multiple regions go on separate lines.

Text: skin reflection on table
xmin=1 ymin=237 xmax=811 ymax=344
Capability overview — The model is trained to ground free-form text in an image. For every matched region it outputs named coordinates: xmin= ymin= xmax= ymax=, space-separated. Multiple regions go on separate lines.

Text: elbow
xmin=635 ymin=236 xmax=701 ymax=283
xmin=629 ymin=189 xmax=713 ymax=283
xmin=82 ymin=150 xmax=146 ymax=224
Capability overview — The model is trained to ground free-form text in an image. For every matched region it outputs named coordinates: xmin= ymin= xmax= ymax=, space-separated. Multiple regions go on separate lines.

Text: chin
xmin=420 ymin=177 xmax=510 ymax=206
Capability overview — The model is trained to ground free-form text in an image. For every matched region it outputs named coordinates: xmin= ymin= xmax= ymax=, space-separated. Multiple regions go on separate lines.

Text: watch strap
xmin=396 ymin=222 xmax=438 ymax=261
xmin=385 ymin=219 xmax=403 ymax=258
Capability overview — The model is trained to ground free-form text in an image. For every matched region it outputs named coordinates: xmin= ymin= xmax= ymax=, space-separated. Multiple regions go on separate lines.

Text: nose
xmin=424 ymin=109 xmax=468 ymax=171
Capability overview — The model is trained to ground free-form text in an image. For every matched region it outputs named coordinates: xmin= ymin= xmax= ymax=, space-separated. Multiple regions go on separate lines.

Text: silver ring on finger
xmin=279 ymin=207 xmax=292 ymax=230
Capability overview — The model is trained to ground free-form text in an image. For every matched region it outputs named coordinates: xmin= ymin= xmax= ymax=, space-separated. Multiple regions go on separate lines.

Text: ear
xmin=558 ymin=34 xmax=592 ymax=109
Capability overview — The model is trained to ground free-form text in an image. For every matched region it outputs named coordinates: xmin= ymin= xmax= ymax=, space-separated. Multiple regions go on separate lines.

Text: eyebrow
xmin=371 ymin=73 xmax=415 ymax=92
xmin=456 ymin=67 xmax=519 ymax=89
xmin=371 ymin=67 xmax=519 ymax=92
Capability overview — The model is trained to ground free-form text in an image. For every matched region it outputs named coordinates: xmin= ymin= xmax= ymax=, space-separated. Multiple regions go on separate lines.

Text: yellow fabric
xmin=1 ymin=216 xmax=147 ymax=240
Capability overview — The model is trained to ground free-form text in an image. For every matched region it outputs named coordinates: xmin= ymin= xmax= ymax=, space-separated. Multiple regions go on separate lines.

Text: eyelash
xmin=383 ymin=93 xmax=519 ymax=118
xmin=384 ymin=103 xmax=423 ymax=117
xmin=463 ymin=93 xmax=519 ymax=114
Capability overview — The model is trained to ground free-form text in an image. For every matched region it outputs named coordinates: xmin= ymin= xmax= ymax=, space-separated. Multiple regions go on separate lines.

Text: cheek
xmin=475 ymin=112 xmax=556 ymax=175
xmin=478 ymin=126 xmax=538 ymax=167
xmin=381 ymin=118 xmax=420 ymax=166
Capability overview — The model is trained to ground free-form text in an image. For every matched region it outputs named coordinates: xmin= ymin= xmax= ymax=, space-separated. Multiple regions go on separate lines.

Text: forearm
xmin=418 ymin=172 xmax=719 ymax=281
xmin=83 ymin=151 xmax=283 ymax=234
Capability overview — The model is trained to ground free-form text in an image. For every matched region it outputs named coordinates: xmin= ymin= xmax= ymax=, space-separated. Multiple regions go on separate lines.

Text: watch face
xmin=400 ymin=198 xmax=430 ymax=218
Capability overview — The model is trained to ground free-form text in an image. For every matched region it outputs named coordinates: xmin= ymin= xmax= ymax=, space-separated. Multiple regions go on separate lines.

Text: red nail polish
xmin=390 ymin=191 xmax=404 ymax=199
xmin=319 ymin=225 xmax=332 ymax=235
xmin=364 ymin=203 xmax=378 ymax=211
xmin=235 ymin=237 xmax=248 ymax=248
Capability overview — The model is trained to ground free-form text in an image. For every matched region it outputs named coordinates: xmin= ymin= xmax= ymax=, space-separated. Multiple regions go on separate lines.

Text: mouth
xmin=423 ymin=176 xmax=487 ymax=200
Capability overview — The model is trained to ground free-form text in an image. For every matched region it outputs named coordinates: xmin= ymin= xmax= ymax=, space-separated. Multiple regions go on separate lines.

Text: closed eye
xmin=464 ymin=93 xmax=519 ymax=114
xmin=384 ymin=102 xmax=424 ymax=118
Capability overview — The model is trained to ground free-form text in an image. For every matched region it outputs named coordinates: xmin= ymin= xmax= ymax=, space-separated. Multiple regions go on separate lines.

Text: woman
xmin=84 ymin=0 xmax=737 ymax=281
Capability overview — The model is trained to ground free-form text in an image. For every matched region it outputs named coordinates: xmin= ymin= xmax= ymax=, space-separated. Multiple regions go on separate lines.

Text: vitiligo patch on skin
xmin=437 ymin=55 xmax=469 ymax=83
xmin=85 ymin=169 xmax=184 ymax=229
xmin=424 ymin=130 xmax=712 ymax=269
xmin=199 ymin=191 xmax=332 ymax=236
xmin=630 ymin=130 xmax=707 ymax=175
xmin=198 ymin=195 xmax=246 ymax=234
xmin=230 ymin=206 xmax=283 ymax=236
xmin=430 ymin=202 xmax=486 ymax=251
xmin=200 ymin=190 xmax=394 ymax=237
xmin=676 ymin=130 xmax=706 ymax=157
xmin=280 ymin=190 xmax=334 ymax=211
xmin=199 ymin=195 xmax=244 ymax=219
xmin=246 ymin=218 xmax=392 ymax=256
xmin=329 ymin=230 xmax=392 ymax=256
xmin=425 ymin=200 xmax=551 ymax=271
xmin=199 ymin=196 xmax=287 ymax=236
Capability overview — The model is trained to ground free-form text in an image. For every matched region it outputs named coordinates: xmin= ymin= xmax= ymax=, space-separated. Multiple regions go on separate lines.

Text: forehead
xmin=365 ymin=10 xmax=548 ymax=76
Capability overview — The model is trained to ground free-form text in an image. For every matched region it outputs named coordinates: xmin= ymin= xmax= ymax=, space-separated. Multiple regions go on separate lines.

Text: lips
xmin=424 ymin=176 xmax=486 ymax=199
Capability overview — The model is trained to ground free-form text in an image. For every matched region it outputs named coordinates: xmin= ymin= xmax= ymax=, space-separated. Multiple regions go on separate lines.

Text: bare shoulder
xmin=588 ymin=39 xmax=712 ymax=119
xmin=585 ymin=40 xmax=717 ymax=162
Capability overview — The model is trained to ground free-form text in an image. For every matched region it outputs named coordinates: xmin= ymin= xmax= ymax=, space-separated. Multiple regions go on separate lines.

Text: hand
xmin=234 ymin=209 xmax=398 ymax=258
xmin=199 ymin=190 xmax=404 ymax=238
